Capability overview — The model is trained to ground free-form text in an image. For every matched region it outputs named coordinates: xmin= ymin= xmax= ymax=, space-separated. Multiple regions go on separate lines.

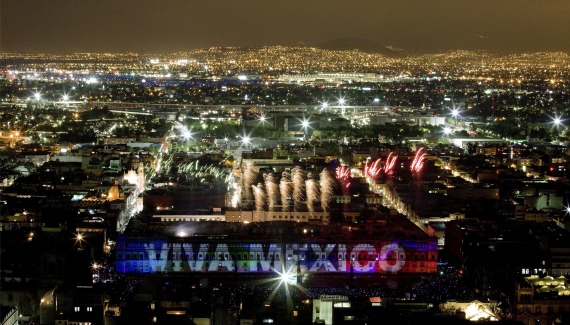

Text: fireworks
xmin=291 ymin=166 xmax=306 ymax=212
xmin=319 ymin=168 xmax=335 ymax=212
xmin=242 ymin=163 xmax=258 ymax=207
xmin=365 ymin=159 xmax=382 ymax=178
xmin=264 ymin=173 xmax=279 ymax=211
xmin=306 ymin=174 xmax=320 ymax=213
xmin=173 ymin=121 xmax=193 ymax=141
xmin=335 ymin=166 xmax=351 ymax=195
xmin=335 ymin=166 xmax=350 ymax=181
xmin=253 ymin=183 xmax=266 ymax=211
xmin=235 ymin=166 xmax=344 ymax=213
xmin=384 ymin=152 xmax=398 ymax=174
xmin=280 ymin=172 xmax=293 ymax=212
xmin=410 ymin=147 xmax=427 ymax=173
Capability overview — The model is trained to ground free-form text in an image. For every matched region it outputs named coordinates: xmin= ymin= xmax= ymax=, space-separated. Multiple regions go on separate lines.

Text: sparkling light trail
xmin=410 ymin=147 xmax=427 ymax=173
xmin=384 ymin=152 xmax=398 ymax=174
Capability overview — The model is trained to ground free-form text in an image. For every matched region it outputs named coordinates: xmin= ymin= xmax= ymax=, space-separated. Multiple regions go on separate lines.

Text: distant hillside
xmin=318 ymin=38 xmax=408 ymax=57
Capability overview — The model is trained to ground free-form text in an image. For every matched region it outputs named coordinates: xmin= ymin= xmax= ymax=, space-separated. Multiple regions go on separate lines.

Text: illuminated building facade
xmin=115 ymin=237 xmax=438 ymax=275
xmin=513 ymin=274 xmax=570 ymax=325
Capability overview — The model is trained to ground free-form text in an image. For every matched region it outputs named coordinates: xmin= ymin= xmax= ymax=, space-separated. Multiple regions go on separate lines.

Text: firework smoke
xmin=320 ymin=168 xmax=336 ymax=212
xmin=253 ymin=183 xmax=266 ymax=211
xmin=280 ymin=172 xmax=293 ymax=212
xmin=306 ymin=173 xmax=320 ymax=212
xmin=264 ymin=173 xmax=279 ymax=211
xmin=291 ymin=166 xmax=306 ymax=211
xmin=242 ymin=163 xmax=258 ymax=207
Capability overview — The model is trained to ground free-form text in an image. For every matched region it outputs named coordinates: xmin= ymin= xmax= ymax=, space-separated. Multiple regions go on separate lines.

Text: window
xmin=87 ymin=307 xmax=93 ymax=312
xmin=75 ymin=306 xmax=80 ymax=312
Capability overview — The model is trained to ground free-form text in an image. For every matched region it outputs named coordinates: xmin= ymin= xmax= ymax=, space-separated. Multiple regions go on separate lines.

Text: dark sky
xmin=1 ymin=0 xmax=569 ymax=54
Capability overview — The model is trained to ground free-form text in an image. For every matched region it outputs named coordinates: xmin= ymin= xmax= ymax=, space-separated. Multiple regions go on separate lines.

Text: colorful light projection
xmin=116 ymin=239 xmax=438 ymax=275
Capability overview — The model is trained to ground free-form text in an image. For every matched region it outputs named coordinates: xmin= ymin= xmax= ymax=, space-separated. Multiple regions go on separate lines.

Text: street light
xmin=552 ymin=115 xmax=563 ymax=129
xmin=258 ymin=114 xmax=270 ymax=128
xmin=273 ymin=265 xmax=299 ymax=323
xmin=240 ymin=135 xmax=251 ymax=149
xmin=75 ymin=232 xmax=85 ymax=250
xmin=451 ymin=108 xmax=460 ymax=125
xmin=338 ymin=97 xmax=346 ymax=115
xmin=92 ymin=262 xmax=102 ymax=283
xmin=181 ymin=130 xmax=193 ymax=141
xmin=552 ymin=115 xmax=564 ymax=142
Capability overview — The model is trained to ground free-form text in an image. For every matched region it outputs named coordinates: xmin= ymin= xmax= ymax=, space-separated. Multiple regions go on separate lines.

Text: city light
xmin=299 ymin=118 xmax=311 ymax=132
xmin=450 ymin=107 xmax=460 ymax=126
xmin=3 ymin=44 xmax=570 ymax=324
xmin=276 ymin=267 xmax=297 ymax=286
xmin=240 ymin=134 xmax=251 ymax=147
xmin=552 ymin=114 xmax=564 ymax=129
xmin=451 ymin=108 xmax=460 ymax=118
xmin=338 ymin=96 xmax=347 ymax=115
xmin=182 ymin=130 xmax=193 ymax=140
xmin=74 ymin=233 xmax=85 ymax=249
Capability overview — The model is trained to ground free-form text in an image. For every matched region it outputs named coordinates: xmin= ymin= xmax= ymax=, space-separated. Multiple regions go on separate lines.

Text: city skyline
xmin=2 ymin=0 xmax=570 ymax=54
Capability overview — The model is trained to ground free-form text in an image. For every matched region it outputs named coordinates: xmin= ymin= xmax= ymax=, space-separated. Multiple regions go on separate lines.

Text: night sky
xmin=1 ymin=0 xmax=569 ymax=54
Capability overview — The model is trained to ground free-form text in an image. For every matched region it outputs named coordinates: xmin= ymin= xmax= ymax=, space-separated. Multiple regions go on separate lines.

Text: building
xmin=115 ymin=236 xmax=438 ymax=275
xmin=514 ymin=274 xmax=570 ymax=325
